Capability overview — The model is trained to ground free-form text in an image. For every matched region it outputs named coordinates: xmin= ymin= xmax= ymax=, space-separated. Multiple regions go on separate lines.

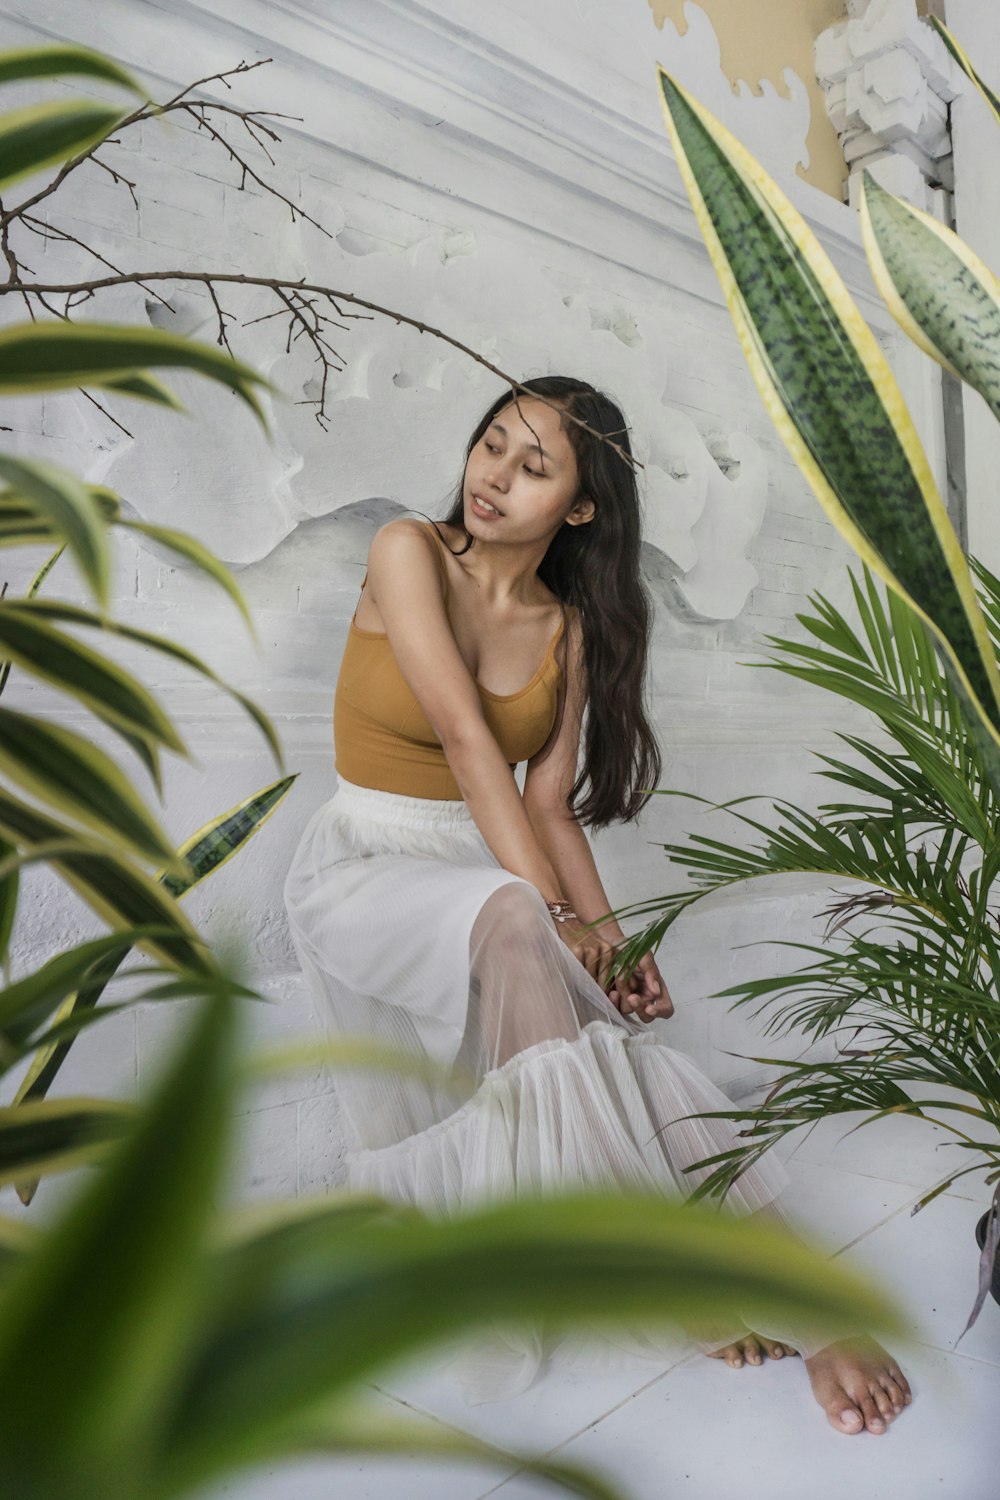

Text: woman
xmin=284 ymin=375 xmax=910 ymax=1431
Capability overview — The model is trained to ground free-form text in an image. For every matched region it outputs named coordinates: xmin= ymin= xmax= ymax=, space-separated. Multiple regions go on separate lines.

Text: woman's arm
xmin=524 ymin=807 xmax=624 ymax=941
xmin=364 ymin=520 xmax=565 ymax=902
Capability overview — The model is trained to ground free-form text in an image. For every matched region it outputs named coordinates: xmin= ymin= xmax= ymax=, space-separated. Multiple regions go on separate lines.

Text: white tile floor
xmin=202 ymin=1112 xmax=1000 ymax=1500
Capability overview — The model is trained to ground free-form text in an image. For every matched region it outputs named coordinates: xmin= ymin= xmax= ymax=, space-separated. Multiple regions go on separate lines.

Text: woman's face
xmin=463 ymin=397 xmax=594 ymax=541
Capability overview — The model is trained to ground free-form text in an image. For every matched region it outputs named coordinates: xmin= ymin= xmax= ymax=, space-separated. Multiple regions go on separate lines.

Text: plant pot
xmin=974 ymin=1212 xmax=1000 ymax=1308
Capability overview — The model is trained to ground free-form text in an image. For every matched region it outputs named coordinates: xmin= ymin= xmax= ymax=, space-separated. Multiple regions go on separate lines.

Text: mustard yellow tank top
xmin=334 ymin=523 xmax=567 ymax=799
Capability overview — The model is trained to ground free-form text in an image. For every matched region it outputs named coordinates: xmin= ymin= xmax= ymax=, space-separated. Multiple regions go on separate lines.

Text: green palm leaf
xmin=861 ymin=171 xmax=1000 ymax=423
xmin=0 ymin=99 xmax=127 ymax=191
xmin=656 ymin=71 xmax=1000 ymax=789
xmin=0 ymin=323 xmax=273 ymax=428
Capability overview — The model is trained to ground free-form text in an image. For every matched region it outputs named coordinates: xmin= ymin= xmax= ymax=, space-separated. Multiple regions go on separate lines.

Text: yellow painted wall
xmin=648 ymin=0 xmax=849 ymax=199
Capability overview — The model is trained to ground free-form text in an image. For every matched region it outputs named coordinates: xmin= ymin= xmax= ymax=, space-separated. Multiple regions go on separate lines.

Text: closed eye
xmin=484 ymin=440 xmax=544 ymax=478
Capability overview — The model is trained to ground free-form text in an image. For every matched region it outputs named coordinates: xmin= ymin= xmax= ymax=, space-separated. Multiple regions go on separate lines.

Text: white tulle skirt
xmin=283 ymin=776 xmax=797 ymax=1401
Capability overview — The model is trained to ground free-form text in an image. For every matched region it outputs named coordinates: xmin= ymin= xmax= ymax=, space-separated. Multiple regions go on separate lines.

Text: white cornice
xmin=2 ymin=0 xmax=895 ymax=326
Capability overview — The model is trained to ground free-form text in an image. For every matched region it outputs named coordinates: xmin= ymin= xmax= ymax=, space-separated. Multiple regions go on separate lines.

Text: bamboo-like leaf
xmin=163 ymin=1190 xmax=901 ymax=1479
xmin=656 ymin=71 xmax=1000 ymax=786
xmin=0 ymin=988 xmax=238 ymax=1496
xmin=0 ymin=1096 xmax=133 ymax=1185
xmin=240 ymin=1410 xmax=627 ymax=1500
xmin=119 ymin=519 xmax=255 ymax=637
xmin=0 ymin=45 xmax=141 ymax=92
xmin=15 ymin=599 xmax=281 ymax=769
xmin=13 ymin=775 xmax=296 ymax=1159
xmin=930 ymin=16 xmax=1000 ymax=127
xmin=0 ymin=929 xmax=168 ymax=1048
xmin=860 ymin=171 xmax=1000 ymax=423
xmin=0 ymin=323 xmax=273 ymax=428
xmin=0 ymin=787 xmax=210 ymax=975
xmin=0 ymin=604 xmax=185 ymax=755
xmin=0 ymin=456 xmax=109 ymax=607
xmin=0 ymin=706 xmax=185 ymax=871
xmin=96 ymin=372 xmax=185 ymax=409
xmin=0 ymin=99 xmax=127 ymax=190
xmin=0 ymin=837 xmax=14 ymax=970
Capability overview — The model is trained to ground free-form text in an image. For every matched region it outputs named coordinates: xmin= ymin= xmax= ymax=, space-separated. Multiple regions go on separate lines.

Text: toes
xmin=829 ymin=1399 xmax=865 ymax=1435
xmin=743 ymin=1337 xmax=763 ymax=1366
xmin=880 ymin=1374 xmax=906 ymax=1412
xmin=708 ymin=1343 xmax=744 ymax=1368
xmin=871 ymin=1385 xmax=896 ymax=1423
xmin=858 ymin=1391 xmax=886 ymax=1435
xmin=759 ymin=1337 xmax=786 ymax=1360
xmin=889 ymin=1364 xmax=913 ymax=1404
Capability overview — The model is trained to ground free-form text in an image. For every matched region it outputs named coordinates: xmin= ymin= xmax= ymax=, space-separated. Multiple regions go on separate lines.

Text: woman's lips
xmin=471 ymin=495 xmax=503 ymax=519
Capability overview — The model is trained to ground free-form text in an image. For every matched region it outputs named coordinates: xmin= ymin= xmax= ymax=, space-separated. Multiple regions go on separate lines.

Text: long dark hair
xmin=433 ymin=376 xmax=662 ymax=830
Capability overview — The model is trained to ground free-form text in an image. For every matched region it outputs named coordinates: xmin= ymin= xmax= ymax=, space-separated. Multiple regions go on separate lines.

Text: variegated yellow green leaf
xmin=930 ymin=16 xmax=1000 ymax=128
xmin=0 ymin=456 xmax=109 ymax=607
xmin=0 ymin=706 xmax=185 ymax=872
xmin=656 ymin=71 xmax=1000 ymax=780
xmin=0 ymin=1096 xmax=133 ymax=1185
xmin=19 ymin=599 xmax=281 ymax=769
xmin=119 ymin=519 xmax=256 ymax=637
xmin=0 ymin=45 xmax=140 ymax=92
xmin=161 ymin=773 xmax=296 ymax=896
xmin=0 ymin=99 xmax=127 ymax=190
xmin=860 ymin=171 xmax=1000 ymax=422
xmin=0 ymin=546 xmax=63 ymax=702
xmin=0 ymin=604 xmax=185 ymax=755
xmin=0 ymin=836 xmax=15 ymax=970
xmin=0 ymin=322 xmax=273 ymax=428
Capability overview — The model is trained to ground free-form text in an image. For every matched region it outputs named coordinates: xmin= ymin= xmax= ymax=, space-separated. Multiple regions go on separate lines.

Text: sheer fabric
xmin=283 ymin=777 xmax=817 ymax=1401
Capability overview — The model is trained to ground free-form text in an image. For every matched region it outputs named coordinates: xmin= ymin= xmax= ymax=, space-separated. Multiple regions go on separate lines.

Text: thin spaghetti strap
xmin=350 ymin=570 xmax=369 ymax=627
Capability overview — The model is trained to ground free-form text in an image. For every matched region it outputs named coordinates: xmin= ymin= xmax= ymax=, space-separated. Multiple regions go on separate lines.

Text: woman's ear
xmin=565 ymin=495 xmax=595 ymax=526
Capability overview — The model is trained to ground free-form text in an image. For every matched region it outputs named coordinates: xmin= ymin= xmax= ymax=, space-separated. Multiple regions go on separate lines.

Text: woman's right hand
xmin=553 ymin=919 xmax=622 ymax=999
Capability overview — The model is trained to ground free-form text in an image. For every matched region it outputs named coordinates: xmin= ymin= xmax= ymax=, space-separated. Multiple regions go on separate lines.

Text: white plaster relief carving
xmin=91 ymin=209 xmax=766 ymax=620
xmin=816 ymin=0 xmax=962 ymax=209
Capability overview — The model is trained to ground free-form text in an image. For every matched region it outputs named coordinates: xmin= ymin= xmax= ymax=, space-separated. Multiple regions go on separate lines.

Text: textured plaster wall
xmin=0 ymin=0 xmax=925 ymax=1214
xmin=649 ymin=0 xmax=850 ymax=198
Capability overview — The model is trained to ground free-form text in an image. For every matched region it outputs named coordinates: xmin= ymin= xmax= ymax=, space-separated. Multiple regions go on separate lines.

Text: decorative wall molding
xmin=815 ymin=0 xmax=963 ymax=211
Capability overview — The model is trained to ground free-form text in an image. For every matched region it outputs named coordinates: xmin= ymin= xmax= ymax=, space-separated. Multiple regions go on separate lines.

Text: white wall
xmin=0 ymin=0 xmax=924 ymax=1214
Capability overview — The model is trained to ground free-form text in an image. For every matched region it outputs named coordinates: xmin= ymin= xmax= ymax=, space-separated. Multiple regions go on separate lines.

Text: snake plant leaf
xmin=860 ymin=171 xmax=1000 ymax=423
xmin=0 ymin=45 xmax=140 ymax=92
xmin=930 ymin=16 xmax=1000 ymax=128
xmin=0 ymin=1097 xmax=133 ymax=1186
xmin=0 ymin=98 xmax=127 ymax=191
xmin=13 ymin=774 xmax=296 ymax=1191
xmin=0 ymin=990 xmax=238 ymax=1498
xmin=119 ymin=519 xmax=256 ymax=638
xmin=16 ymin=599 xmax=281 ymax=769
xmin=656 ymin=71 xmax=1000 ymax=784
xmin=0 ymin=456 xmax=109 ymax=607
xmin=0 ymin=604 xmax=185 ymax=756
xmin=0 ymin=322 xmax=274 ymax=429
xmin=0 ymin=707 xmax=186 ymax=872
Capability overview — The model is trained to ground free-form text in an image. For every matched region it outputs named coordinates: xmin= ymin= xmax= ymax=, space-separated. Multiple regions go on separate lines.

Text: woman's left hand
xmin=608 ymin=951 xmax=674 ymax=1022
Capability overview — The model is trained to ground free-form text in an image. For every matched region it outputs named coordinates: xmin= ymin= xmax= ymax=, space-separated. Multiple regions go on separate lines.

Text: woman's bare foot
xmin=804 ymin=1336 xmax=912 ymax=1435
xmin=706 ymin=1332 xmax=795 ymax=1369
